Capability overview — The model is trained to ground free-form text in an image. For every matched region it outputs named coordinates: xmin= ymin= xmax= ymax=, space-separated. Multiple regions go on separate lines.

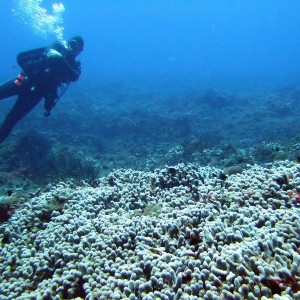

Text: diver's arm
xmin=61 ymin=58 xmax=81 ymax=82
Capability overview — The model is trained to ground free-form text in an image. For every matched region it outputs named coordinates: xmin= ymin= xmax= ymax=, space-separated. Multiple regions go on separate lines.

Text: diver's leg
xmin=0 ymin=94 xmax=42 ymax=143
xmin=0 ymin=78 xmax=19 ymax=100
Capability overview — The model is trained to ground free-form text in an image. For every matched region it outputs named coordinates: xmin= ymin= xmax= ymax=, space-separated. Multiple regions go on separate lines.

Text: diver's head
xmin=67 ymin=36 xmax=84 ymax=57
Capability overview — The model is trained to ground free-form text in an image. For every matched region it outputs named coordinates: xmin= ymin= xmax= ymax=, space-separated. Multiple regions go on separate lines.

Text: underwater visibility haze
xmin=0 ymin=1 xmax=300 ymax=299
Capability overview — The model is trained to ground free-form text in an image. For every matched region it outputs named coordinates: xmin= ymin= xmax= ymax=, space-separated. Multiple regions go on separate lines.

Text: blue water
xmin=1 ymin=1 xmax=300 ymax=86
xmin=0 ymin=0 xmax=300 ymax=182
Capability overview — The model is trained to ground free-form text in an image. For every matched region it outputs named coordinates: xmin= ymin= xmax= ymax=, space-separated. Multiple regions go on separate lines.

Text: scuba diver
xmin=0 ymin=35 xmax=84 ymax=144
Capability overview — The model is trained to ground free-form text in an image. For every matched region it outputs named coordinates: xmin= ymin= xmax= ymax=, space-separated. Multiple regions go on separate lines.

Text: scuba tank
xmin=17 ymin=47 xmax=47 ymax=79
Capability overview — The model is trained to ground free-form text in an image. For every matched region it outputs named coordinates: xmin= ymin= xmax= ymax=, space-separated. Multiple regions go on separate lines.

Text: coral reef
xmin=0 ymin=161 xmax=300 ymax=299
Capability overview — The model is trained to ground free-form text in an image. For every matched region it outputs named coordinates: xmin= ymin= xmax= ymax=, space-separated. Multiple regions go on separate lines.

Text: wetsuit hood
xmin=68 ymin=36 xmax=84 ymax=56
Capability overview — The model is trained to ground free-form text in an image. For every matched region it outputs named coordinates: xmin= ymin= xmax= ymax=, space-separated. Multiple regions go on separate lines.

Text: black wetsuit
xmin=0 ymin=42 xmax=81 ymax=143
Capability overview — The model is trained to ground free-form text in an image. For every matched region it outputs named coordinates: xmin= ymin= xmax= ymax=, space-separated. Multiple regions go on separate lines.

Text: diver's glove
xmin=44 ymin=110 xmax=51 ymax=117
xmin=46 ymin=49 xmax=63 ymax=58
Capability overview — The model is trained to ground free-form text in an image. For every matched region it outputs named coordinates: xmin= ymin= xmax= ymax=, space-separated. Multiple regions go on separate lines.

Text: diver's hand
xmin=44 ymin=110 xmax=51 ymax=117
xmin=46 ymin=49 xmax=62 ymax=58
